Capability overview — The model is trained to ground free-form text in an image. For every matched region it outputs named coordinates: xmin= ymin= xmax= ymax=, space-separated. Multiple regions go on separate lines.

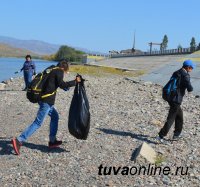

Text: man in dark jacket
xmin=12 ymin=60 xmax=81 ymax=155
xmin=157 ymin=59 xmax=195 ymax=143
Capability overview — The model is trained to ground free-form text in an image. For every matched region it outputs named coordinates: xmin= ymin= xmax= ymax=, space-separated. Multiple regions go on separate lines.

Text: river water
xmin=0 ymin=57 xmax=57 ymax=82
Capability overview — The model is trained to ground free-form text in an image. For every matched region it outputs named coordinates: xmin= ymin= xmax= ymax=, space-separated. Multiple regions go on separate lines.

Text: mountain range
xmin=0 ymin=43 xmax=40 ymax=58
xmin=0 ymin=36 xmax=106 ymax=56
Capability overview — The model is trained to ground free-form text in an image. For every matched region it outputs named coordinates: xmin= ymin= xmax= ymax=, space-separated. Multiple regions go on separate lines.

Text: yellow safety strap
xmin=34 ymin=73 xmax=43 ymax=90
xmin=32 ymin=88 xmax=42 ymax=91
xmin=41 ymin=91 xmax=57 ymax=98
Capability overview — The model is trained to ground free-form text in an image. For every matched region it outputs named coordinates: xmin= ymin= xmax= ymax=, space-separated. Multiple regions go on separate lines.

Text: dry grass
xmin=179 ymin=57 xmax=200 ymax=62
xmin=193 ymin=50 xmax=200 ymax=55
xmin=178 ymin=50 xmax=200 ymax=62
xmin=87 ymin=55 xmax=105 ymax=60
xmin=69 ymin=64 xmax=145 ymax=77
xmin=155 ymin=155 xmax=166 ymax=166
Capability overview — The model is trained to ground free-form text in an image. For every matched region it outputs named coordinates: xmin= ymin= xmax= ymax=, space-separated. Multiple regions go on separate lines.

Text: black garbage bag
xmin=68 ymin=80 xmax=90 ymax=140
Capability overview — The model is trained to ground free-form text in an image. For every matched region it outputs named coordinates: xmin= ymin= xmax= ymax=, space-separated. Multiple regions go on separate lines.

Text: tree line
xmin=160 ymin=35 xmax=200 ymax=52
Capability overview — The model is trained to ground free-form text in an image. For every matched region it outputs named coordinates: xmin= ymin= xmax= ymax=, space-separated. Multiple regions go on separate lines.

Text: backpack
xmin=162 ymin=73 xmax=181 ymax=103
xmin=26 ymin=65 xmax=59 ymax=103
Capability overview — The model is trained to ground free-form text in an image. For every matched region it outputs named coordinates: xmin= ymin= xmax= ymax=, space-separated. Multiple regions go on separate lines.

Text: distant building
xmin=120 ymin=49 xmax=143 ymax=55
xmin=109 ymin=50 xmax=120 ymax=54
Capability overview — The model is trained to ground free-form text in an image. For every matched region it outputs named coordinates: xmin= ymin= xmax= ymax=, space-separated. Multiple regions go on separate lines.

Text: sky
xmin=0 ymin=0 xmax=200 ymax=53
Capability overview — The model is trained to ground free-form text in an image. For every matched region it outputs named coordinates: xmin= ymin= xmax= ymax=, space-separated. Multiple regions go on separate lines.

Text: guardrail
xmin=111 ymin=47 xmax=197 ymax=58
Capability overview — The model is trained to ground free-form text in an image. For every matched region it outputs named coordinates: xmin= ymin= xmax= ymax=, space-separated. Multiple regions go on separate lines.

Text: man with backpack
xmin=11 ymin=60 xmax=81 ymax=155
xmin=157 ymin=59 xmax=195 ymax=143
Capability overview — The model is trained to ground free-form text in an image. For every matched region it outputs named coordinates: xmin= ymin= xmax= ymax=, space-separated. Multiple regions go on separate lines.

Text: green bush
xmin=54 ymin=45 xmax=85 ymax=62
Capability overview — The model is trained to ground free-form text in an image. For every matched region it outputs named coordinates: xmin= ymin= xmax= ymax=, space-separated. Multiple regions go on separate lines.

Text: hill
xmin=0 ymin=43 xmax=40 ymax=58
xmin=0 ymin=36 xmax=107 ymax=56
xmin=0 ymin=36 xmax=60 ymax=55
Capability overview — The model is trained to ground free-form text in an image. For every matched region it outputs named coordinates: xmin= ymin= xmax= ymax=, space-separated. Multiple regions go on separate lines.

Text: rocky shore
xmin=0 ymin=74 xmax=199 ymax=187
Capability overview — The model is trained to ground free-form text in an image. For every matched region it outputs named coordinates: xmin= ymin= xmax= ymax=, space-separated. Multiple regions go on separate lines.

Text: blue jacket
xmin=21 ymin=60 xmax=36 ymax=74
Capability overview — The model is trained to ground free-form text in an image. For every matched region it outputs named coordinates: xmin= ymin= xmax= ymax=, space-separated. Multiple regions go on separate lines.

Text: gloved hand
xmin=75 ymin=74 xmax=82 ymax=83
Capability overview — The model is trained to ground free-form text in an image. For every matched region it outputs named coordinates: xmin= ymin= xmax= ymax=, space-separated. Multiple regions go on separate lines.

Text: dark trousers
xmin=159 ymin=103 xmax=183 ymax=138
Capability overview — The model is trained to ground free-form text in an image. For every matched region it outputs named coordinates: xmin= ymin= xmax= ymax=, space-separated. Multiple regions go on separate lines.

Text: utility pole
xmin=132 ymin=30 xmax=136 ymax=53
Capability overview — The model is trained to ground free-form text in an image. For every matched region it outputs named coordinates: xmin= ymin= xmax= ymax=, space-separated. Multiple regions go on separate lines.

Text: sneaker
xmin=48 ymin=139 xmax=62 ymax=148
xmin=11 ymin=138 xmax=22 ymax=155
xmin=172 ymin=135 xmax=183 ymax=141
xmin=156 ymin=136 xmax=164 ymax=143
xmin=156 ymin=136 xmax=170 ymax=145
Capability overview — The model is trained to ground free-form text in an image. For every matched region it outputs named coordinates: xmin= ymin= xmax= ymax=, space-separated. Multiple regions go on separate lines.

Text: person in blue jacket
xmin=21 ymin=55 xmax=36 ymax=91
xmin=157 ymin=59 xmax=195 ymax=143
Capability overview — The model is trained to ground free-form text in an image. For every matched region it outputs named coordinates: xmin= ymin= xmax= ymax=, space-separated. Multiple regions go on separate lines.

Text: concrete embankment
xmin=88 ymin=54 xmax=200 ymax=95
xmin=88 ymin=55 xmax=187 ymax=72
